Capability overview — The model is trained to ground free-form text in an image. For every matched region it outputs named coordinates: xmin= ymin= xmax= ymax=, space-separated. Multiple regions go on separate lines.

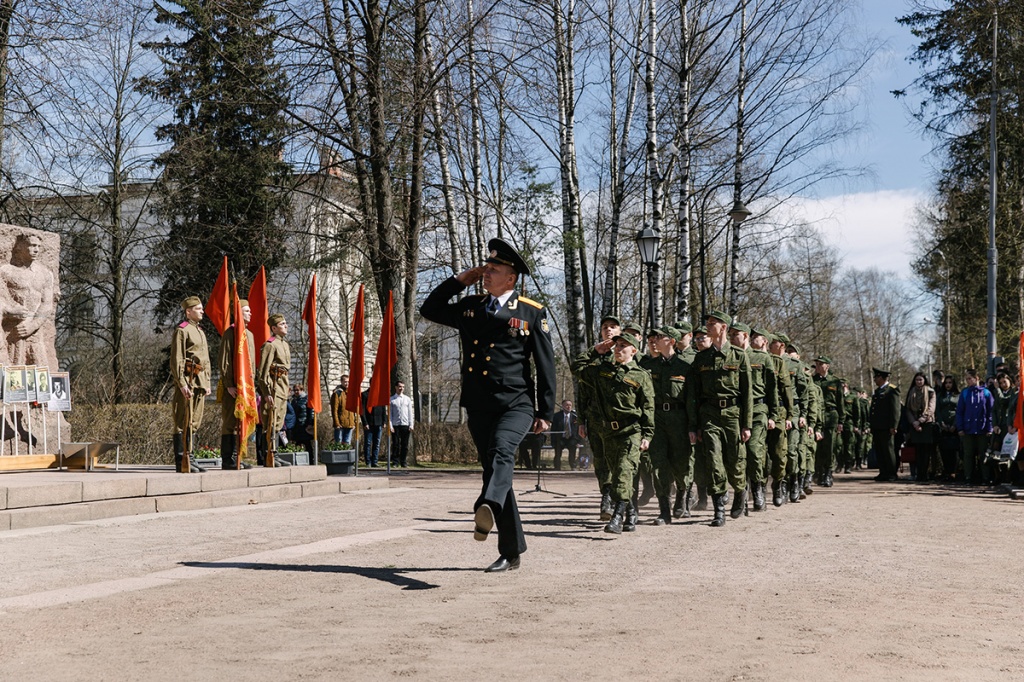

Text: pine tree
xmin=139 ymin=0 xmax=291 ymax=324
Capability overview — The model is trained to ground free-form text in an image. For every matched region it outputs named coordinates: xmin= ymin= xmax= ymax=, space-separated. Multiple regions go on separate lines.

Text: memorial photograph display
xmin=6 ymin=365 xmax=26 ymax=403
xmin=48 ymin=372 xmax=70 ymax=412
xmin=25 ymin=364 xmax=36 ymax=402
xmin=35 ymin=366 xmax=50 ymax=402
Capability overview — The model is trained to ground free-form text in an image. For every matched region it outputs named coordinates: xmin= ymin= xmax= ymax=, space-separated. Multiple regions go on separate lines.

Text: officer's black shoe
xmin=729 ymin=488 xmax=747 ymax=519
xmin=753 ymin=481 xmax=766 ymax=511
xmin=188 ymin=457 xmax=207 ymax=473
xmin=600 ymin=487 xmax=613 ymax=521
xmin=772 ymin=480 xmax=784 ymax=507
xmin=623 ymin=499 xmax=638 ymax=532
xmin=655 ymin=496 xmax=672 ymax=525
xmin=484 ymin=555 xmax=520 ymax=572
xmin=710 ymin=493 xmax=726 ymax=527
xmin=604 ymin=501 xmax=628 ymax=534
xmin=673 ymin=490 xmax=684 ymax=518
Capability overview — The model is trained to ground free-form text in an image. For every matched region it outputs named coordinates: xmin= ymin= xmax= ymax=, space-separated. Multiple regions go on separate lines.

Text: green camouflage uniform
xmin=812 ymin=372 xmax=845 ymax=478
xmin=578 ymin=359 xmax=655 ymax=502
xmin=746 ymin=347 xmax=779 ymax=488
xmin=643 ymin=352 xmax=692 ymax=498
xmin=572 ymin=347 xmax=615 ymax=490
xmin=686 ymin=343 xmax=753 ymax=495
xmin=767 ymin=352 xmax=795 ymax=482
xmin=786 ymin=357 xmax=808 ymax=476
xmin=840 ymin=390 xmax=858 ymax=472
xmin=803 ymin=369 xmax=823 ymax=477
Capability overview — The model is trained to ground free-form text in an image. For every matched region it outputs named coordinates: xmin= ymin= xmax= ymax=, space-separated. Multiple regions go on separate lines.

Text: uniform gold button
xmin=482 ymin=371 xmax=488 ymax=376
xmin=485 ymin=356 xmax=491 ymax=361
xmin=468 ymin=367 xmax=473 ymax=372
xmin=474 ymin=340 xmax=479 ymax=345
xmin=470 ymin=353 xmax=475 ymax=358
xmin=489 ymin=343 xmax=495 ymax=348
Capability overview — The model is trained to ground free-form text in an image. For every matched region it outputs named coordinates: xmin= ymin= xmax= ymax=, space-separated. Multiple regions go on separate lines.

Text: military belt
xmin=660 ymin=402 xmax=685 ymax=411
xmin=184 ymin=358 xmax=204 ymax=378
xmin=753 ymin=397 xmax=766 ymax=405
xmin=603 ymin=418 xmax=637 ymax=431
xmin=270 ymin=365 xmax=288 ymax=378
xmin=710 ymin=397 xmax=738 ymax=409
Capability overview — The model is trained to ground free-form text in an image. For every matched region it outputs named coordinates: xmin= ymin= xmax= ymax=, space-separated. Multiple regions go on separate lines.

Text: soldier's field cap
xmin=612 ymin=333 xmax=640 ymax=350
xmin=181 ymin=295 xmax=202 ymax=310
xmin=752 ymin=327 xmax=770 ymax=339
xmin=730 ymin=322 xmax=751 ymax=334
xmin=705 ymin=309 xmax=732 ymax=326
xmin=486 ymin=237 xmax=530 ymax=276
xmin=872 ymin=367 xmax=891 ymax=377
xmin=268 ymin=313 xmax=285 ymax=327
xmin=622 ymin=321 xmax=643 ymax=335
xmin=814 ymin=355 xmax=832 ymax=364
xmin=694 ymin=325 xmax=708 ymax=335
xmin=675 ymin=320 xmax=693 ymax=334
xmin=775 ymin=333 xmax=791 ymax=344
xmin=656 ymin=325 xmax=681 ymax=341
xmin=599 ymin=314 xmax=621 ymax=327
xmin=788 ymin=342 xmax=801 ymax=354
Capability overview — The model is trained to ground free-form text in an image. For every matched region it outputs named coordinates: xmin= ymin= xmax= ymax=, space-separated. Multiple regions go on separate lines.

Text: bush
xmin=413 ymin=421 xmax=477 ymax=464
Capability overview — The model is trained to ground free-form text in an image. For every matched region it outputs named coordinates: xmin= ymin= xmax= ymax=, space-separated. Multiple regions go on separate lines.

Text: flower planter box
xmin=276 ymin=451 xmax=311 ymax=466
xmin=320 ymin=449 xmax=357 ymax=476
xmin=194 ymin=457 xmax=222 ymax=469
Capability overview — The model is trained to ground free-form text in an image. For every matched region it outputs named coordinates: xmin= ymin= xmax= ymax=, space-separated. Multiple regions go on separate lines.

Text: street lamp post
xmin=636 ymin=227 xmax=661 ymax=331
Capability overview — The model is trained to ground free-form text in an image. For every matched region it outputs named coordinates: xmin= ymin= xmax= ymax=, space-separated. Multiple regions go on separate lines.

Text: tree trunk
xmin=425 ymin=35 xmax=461 ymax=272
xmin=728 ymin=0 xmax=746 ymax=317
xmin=645 ymin=0 xmax=663 ymax=329
xmin=675 ymin=0 xmax=692 ymax=322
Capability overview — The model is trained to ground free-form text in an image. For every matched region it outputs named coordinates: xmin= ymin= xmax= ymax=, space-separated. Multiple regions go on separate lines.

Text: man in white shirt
xmin=389 ymin=380 xmax=415 ymax=467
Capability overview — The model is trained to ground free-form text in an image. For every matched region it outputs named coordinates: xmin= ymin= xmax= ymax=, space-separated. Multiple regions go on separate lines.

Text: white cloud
xmin=787 ymin=189 xmax=929 ymax=273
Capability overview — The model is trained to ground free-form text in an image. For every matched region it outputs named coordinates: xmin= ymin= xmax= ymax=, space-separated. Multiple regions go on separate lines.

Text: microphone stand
xmin=521 ymin=430 xmax=566 ymax=497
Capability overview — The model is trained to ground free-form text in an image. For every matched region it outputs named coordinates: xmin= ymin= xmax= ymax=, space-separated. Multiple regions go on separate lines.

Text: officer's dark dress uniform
xmin=420 ymin=240 xmax=556 ymax=565
xmin=870 ymin=368 xmax=902 ymax=481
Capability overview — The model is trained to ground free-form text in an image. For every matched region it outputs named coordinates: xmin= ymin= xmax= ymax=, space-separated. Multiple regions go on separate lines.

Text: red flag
xmin=302 ymin=274 xmax=322 ymax=414
xmin=345 ymin=284 xmax=365 ymax=413
xmin=1015 ymin=331 xmax=1024 ymax=434
xmin=232 ymin=283 xmax=259 ymax=460
xmin=247 ymin=266 xmax=271 ymax=351
xmin=207 ymin=256 xmax=230 ymax=335
xmin=366 ymin=291 xmax=397 ymax=410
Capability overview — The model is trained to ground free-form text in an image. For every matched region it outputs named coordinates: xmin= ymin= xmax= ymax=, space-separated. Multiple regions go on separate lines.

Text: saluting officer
xmin=170 ymin=296 xmax=211 ymax=473
xmin=219 ymin=299 xmax=256 ymax=470
xmin=257 ymin=314 xmax=292 ymax=464
xmin=685 ymin=310 xmax=753 ymax=527
xmin=420 ymin=238 xmax=556 ymax=573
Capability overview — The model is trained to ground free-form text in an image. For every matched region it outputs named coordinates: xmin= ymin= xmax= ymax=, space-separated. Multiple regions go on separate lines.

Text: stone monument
xmin=0 ymin=225 xmax=67 ymax=456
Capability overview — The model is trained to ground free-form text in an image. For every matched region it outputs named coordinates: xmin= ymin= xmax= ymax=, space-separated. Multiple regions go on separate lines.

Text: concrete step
xmin=0 ymin=466 xmax=388 ymax=531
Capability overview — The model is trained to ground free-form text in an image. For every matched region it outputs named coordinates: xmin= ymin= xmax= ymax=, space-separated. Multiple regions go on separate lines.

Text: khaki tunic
xmin=170 ymin=319 xmax=210 ymax=434
xmin=219 ymin=324 xmax=256 ymax=435
xmin=257 ymin=335 xmax=291 ymax=433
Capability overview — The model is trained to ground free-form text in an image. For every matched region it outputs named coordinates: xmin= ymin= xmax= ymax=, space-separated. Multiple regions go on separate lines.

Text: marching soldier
xmin=577 ymin=333 xmax=654 ymax=534
xmin=219 ymin=299 xmax=255 ymax=470
xmin=257 ymin=314 xmax=292 ymax=465
xmin=802 ymin=358 xmax=824 ymax=497
xmin=170 ymin=296 xmax=211 ymax=473
xmin=688 ymin=324 xmax=713 ymax=512
xmin=686 ymin=310 xmax=753 ymax=527
xmin=840 ymin=381 xmax=859 ymax=474
xmin=730 ymin=322 xmax=778 ymax=512
xmin=572 ymin=314 xmax=623 ymax=521
xmin=642 ymin=326 xmax=692 ymax=524
xmin=812 ymin=356 xmax=845 ymax=487
xmin=762 ymin=330 xmax=794 ymax=506
xmin=675 ymin=320 xmax=696 ymax=363
xmin=420 ymin=237 xmax=556 ymax=572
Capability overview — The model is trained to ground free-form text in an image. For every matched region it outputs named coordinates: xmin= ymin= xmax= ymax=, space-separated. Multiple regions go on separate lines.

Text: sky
xmin=795 ymin=0 xmax=936 ymax=275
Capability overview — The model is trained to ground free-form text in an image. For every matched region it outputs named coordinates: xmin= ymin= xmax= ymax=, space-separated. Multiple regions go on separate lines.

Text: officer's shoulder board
xmin=267 ymin=336 xmax=277 ymax=344
xmin=518 ymin=295 xmax=543 ymax=309
xmin=623 ymin=376 xmax=641 ymax=388
xmin=178 ymin=321 xmax=189 ymax=328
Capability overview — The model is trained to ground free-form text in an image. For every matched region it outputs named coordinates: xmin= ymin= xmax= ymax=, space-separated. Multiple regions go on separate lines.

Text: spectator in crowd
xmin=361 ymin=387 xmax=387 ymax=466
xmin=290 ymin=386 xmax=313 ymax=455
xmin=330 ymin=373 xmax=357 ymax=446
xmin=550 ymin=400 xmax=580 ymax=470
xmin=955 ymin=368 xmax=994 ymax=485
xmin=904 ymin=372 xmax=938 ymax=482
xmin=283 ymin=397 xmax=296 ymax=446
xmin=935 ymin=374 xmax=960 ymax=482
xmin=990 ymin=371 xmax=1016 ymax=484
xmin=389 ymin=380 xmax=415 ymax=467
xmin=518 ymin=431 xmax=544 ymax=470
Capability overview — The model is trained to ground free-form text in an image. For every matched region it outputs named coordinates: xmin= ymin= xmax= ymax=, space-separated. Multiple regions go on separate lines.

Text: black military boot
xmin=772 ymin=479 xmax=784 ymax=507
xmin=638 ymin=469 xmax=654 ymax=507
xmin=802 ymin=472 xmax=813 ymax=497
xmin=673 ymin=489 xmax=685 ymax=518
xmin=824 ymin=470 xmax=834 ymax=487
xmin=694 ymin=485 xmax=709 ymax=512
xmin=681 ymin=488 xmax=692 ymax=518
xmin=189 ymin=455 xmax=207 ymax=473
xmin=752 ymin=480 xmax=766 ymax=511
xmin=173 ymin=434 xmax=185 ymax=473
xmin=788 ymin=474 xmax=801 ymax=503
xmin=710 ymin=493 xmax=726 ymax=527
xmin=600 ymin=485 xmax=613 ymax=521
xmin=623 ymin=496 xmax=638 ymax=532
xmin=730 ymin=487 xmax=747 ymax=519
xmin=604 ymin=501 xmax=628 ymax=534
xmin=655 ymin=496 xmax=672 ymax=525
xmin=221 ymin=434 xmax=236 ymax=469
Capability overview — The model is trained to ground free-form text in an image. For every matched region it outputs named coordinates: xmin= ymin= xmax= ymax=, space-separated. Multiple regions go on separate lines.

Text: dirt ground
xmin=0 ymin=469 xmax=1022 ymax=681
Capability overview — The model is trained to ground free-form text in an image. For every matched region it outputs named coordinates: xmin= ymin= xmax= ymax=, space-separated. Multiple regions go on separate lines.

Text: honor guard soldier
xmin=170 ymin=296 xmax=211 ymax=473
xmin=642 ymin=326 xmax=692 ymax=524
xmin=576 ymin=333 xmax=654 ymax=534
xmin=219 ymin=299 xmax=255 ymax=469
xmin=420 ymin=237 xmax=556 ymax=573
xmin=685 ymin=310 xmax=753 ymax=526
xmin=870 ymin=367 xmax=902 ymax=481
xmin=811 ymin=355 xmax=845 ymax=487
xmin=675 ymin=320 xmax=696 ymax=363
xmin=572 ymin=314 xmax=623 ymax=520
xmin=257 ymin=314 xmax=292 ymax=465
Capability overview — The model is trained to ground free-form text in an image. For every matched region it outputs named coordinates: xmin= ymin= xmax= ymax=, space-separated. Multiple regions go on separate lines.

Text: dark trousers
xmin=518 ymin=438 xmax=542 ymax=469
xmin=363 ymin=425 xmax=383 ymax=465
xmin=551 ymin=434 xmax=578 ymax=470
xmin=392 ymin=425 xmax=411 ymax=466
xmin=467 ymin=408 xmax=532 ymax=559
xmin=873 ymin=428 xmax=897 ymax=479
